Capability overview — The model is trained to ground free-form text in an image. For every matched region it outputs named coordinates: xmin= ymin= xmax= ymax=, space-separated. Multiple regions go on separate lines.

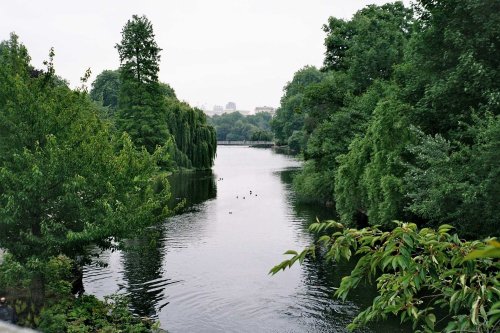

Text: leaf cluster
xmin=271 ymin=221 xmax=500 ymax=332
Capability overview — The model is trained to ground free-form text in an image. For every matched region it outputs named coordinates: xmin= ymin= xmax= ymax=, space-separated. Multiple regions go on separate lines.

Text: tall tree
xmin=115 ymin=15 xmax=169 ymax=153
xmin=116 ymin=15 xmax=161 ymax=86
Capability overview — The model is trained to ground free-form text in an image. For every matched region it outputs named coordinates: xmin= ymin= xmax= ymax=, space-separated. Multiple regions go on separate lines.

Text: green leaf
xmin=318 ymin=235 xmax=331 ymax=243
xmin=464 ymin=241 xmax=500 ymax=260
xmin=425 ymin=313 xmax=436 ymax=330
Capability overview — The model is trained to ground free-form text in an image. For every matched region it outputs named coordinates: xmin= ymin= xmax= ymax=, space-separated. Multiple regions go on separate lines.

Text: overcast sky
xmin=1 ymin=0 xmax=411 ymax=111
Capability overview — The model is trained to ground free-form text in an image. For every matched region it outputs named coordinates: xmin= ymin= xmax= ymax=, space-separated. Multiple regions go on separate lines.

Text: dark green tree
xmin=288 ymin=2 xmax=414 ymax=204
xmin=165 ymin=98 xmax=216 ymax=169
xmin=399 ymin=0 xmax=500 ymax=138
xmin=115 ymin=15 xmax=170 ymax=153
xmin=90 ymin=69 xmax=120 ymax=110
xmin=271 ymin=66 xmax=324 ymax=147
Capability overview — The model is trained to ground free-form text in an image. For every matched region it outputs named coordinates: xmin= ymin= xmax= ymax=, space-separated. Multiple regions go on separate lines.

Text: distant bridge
xmin=217 ymin=141 xmax=274 ymax=147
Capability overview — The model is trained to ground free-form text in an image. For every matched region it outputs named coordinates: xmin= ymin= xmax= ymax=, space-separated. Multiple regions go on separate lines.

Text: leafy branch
xmin=270 ymin=220 xmax=500 ymax=332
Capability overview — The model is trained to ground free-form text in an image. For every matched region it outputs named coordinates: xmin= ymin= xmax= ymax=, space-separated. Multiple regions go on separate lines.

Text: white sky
xmin=0 ymin=0 xmax=411 ymax=111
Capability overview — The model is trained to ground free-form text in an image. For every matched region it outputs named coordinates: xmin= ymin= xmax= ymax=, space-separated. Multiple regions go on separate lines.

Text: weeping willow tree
xmin=165 ymin=98 xmax=216 ymax=170
xmin=90 ymin=74 xmax=216 ymax=170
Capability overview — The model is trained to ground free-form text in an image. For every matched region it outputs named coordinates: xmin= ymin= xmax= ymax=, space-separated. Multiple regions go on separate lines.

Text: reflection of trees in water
xmin=279 ymin=168 xmax=335 ymax=222
xmin=122 ymin=171 xmax=217 ymax=318
xmin=168 ymin=170 xmax=217 ymax=211
xmin=279 ymin=168 xmax=411 ymax=332
xmin=122 ymin=227 xmax=165 ymax=318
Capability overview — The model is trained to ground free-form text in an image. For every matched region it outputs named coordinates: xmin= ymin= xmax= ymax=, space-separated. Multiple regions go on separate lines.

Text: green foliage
xmin=1 ymin=254 xmax=157 ymax=331
xmin=0 ymin=254 xmax=74 ymax=327
xmin=165 ymin=98 xmax=216 ymax=169
xmin=90 ymin=69 xmax=214 ymax=170
xmin=274 ymin=3 xmax=414 ymax=204
xmin=404 ymin=114 xmax=500 ymax=237
xmin=90 ymin=69 xmax=120 ymax=114
xmin=115 ymin=15 xmax=170 ymax=154
xmin=335 ymin=98 xmax=414 ymax=226
xmin=38 ymin=295 xmax=155 ymax=333
xmin=271 ymin=221 xmax=500 ymax=332
xmin=92 ymin=15 xmax=215 ymax=170
xmin=323 ymin=2 xmax=413 ymax=91
xmin=270 ymin=66 xmax=324 ymax=147
xmin=90 ymin=69 xmax=176 ymax=118
xmin=0 ymin=253 xmax=32 ymax=290
xmin=116 ymin=15 xmax=161 ymax=86
xmin=0 ymin=34 xmax=171 ymax=265
xmin=271 ymin=0 xmax=499 ymax=235
xmin=292 ymin=160 xmax=335 ymax=204
xmin=208 ymin=111 xmax=273 ymax=142
xmin=400 ymin=0 xmax=500 ymax=138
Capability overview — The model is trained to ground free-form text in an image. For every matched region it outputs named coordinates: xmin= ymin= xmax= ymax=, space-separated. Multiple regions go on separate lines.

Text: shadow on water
xmin=121 ymin=228 xmax=166 ymax=318
xmin=167 ymin=170 xmax=217 ymax=212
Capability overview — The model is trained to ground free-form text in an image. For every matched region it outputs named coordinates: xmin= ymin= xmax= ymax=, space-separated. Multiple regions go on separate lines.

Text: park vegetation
xmin=0 ymin=15 xmax=214 ymax=331
xmin=207 ymin=111 xmax=274 ymax=141
xmin=271 ymin=0 xmax=499 ymax=237
xmin=271 ymin=1 xmax=499 ymax=331
xmin=91 ymin=15 xmax=216 ymax=170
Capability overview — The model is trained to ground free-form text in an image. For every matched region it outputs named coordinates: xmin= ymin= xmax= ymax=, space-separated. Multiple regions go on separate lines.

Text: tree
xmin=323 ymin=2 xmax=413 ymax=92
xmin=208 ymin=111 xmax=273 ymax=142
xmin=89 ymin=69 xmax=120 ymax=110
xmin=399 ymin=0 xmax=500 ymax=138
xmin=116 ymin=15 xmax=161 ymax=86
xmin=271 ymin=66 xmax=324 ymax=146
xmin=404 ymin=114 xmax=500 ymax=237
xmin=0 ymin=34 xmax=171 ymax=265
xmin=115 ymin=15 xmax=170 ymax=153
xmin=274 ymin=3 xmax=414 ymax=204
xmin=334 ymin=97 xmax=415 ymax=227
xmin=164 ymin=98 xmax=216 ymax=169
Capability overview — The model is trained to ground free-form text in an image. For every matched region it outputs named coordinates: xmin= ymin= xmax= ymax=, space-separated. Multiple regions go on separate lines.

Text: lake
xmin=84 ymin=146 xmax=408 ymax=333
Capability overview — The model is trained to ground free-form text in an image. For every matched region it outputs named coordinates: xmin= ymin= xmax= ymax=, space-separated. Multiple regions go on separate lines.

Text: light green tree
xmin=0 ymin=34 xmax=171 ymax=265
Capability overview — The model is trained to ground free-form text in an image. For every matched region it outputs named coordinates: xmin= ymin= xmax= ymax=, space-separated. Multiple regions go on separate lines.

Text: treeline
xmin=208 ymin=111 xmax=274 ymax=141
xmin=271 ymin=0 xmax=499 ymax=238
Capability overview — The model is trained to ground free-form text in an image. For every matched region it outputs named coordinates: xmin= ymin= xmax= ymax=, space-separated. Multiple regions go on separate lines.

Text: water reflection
xmin=117 ymin=170 xmax=216 ymax=317
xmin=168 ymin=170 xmax=217 ymax=211
xmin=121 ymin=228 xmax=167 ymax=317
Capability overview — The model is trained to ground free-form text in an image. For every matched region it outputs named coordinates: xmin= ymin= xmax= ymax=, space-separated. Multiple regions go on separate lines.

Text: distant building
xmin=254 ymin=106 xmax=276 ymax=116
xmin=213 ymin=105 xmax=224 ymax=114
xmin=225 ymin=102 xmax=236 ymax=111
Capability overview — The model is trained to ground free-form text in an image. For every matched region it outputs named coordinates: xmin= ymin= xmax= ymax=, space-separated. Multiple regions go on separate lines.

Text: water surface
xmin=84 ymin=146 xmax=408 ymax=332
